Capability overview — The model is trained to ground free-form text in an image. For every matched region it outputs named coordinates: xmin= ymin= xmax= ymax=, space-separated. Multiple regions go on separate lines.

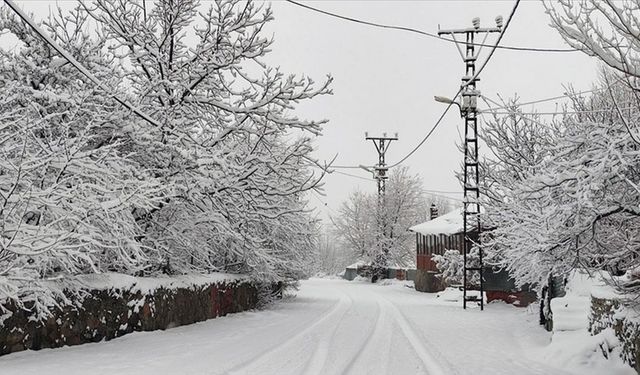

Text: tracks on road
xmin=377 ymin=294 xmax=451 ymax=375
xmin=226 ymin=282 xmax=449 ymax=375
xmin=224 ymin=289 xmax=354 ymax=375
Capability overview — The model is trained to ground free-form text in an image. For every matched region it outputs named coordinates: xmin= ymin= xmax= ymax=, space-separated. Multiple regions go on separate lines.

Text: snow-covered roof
xmin=345 ymin=261 xmax=368 ymax=269
xmin=409 ymin=210 xmax=463 ymax=236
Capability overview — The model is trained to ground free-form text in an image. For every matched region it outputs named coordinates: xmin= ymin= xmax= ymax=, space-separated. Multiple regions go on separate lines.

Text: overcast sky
xmin=263 ymin=1 xmax=599 ymax=223
xmin=3 ymin=1 xmax=601 ymax=224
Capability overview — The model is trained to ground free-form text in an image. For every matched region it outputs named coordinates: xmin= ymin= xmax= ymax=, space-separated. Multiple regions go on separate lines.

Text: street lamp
xmin=359 ymin=164 xmax=376 ymax=179
xmin=434 ymin=95 xmax=463 ymax=117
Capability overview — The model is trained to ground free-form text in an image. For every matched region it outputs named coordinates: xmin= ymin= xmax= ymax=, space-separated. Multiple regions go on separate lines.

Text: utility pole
xmin=438 ymin=16 xmax=503 ymax=310
xmin=365 ymin=132 xmax=398 ymax=281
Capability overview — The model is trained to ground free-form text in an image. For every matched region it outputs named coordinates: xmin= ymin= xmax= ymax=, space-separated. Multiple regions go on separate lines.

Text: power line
xmin=310 ymin=191 xmax=338 ymax=214
xmin=330 ymin=165 xmax=369 ymax=169
xmin=285 ymin=0 xmax=576 ymax=53
xmin=328 ymin=168 xmax=461 ymax=201
xmin=4 ymin=0 xmax=166 ymax=131
xmin=479 ymin=76 xmax=628 ymax=111
xmin=423 ymin=189 xmax=462 ymax=195
xmin=480 ymin=107 xmax=638 ymax=116
xmin=389 ymin=0 xmax=519 ymax=169
xmin=464 ymin=0 xmax=520 ymax=89
xmin=422 ymin=192 xmax=463 ymax=203
xmin=479 ymin=96 xmax=552 ymax=129
xmin=387 ymin=89 xmax=462 ymax=169
xmin=332 ymin=170 xmax=373 ymax=182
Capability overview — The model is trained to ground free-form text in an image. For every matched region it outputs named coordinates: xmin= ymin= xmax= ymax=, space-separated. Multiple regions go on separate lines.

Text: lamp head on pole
xmin=434 ymin=95 xmax=455 ymax=104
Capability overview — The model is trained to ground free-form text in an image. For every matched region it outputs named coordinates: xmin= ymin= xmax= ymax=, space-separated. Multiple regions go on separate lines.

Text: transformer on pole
xmin=365 ymin=132 xmax=398 ymax=281
xmin=438 ymin=16 xmax=502 ymax=310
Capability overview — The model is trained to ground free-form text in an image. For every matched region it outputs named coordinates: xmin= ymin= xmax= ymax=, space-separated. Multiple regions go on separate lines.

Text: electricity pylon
xmin=438 ymin=16 xmax=503 ymax=310
xmin=365 ymin=132 xmax=398 ymax=281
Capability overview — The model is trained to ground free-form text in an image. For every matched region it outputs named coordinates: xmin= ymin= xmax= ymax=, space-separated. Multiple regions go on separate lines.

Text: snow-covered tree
xmin=0 ymin=0 xmax=330 ymax=314
xmin=481 ymin=76 xmax=640 ymax=294
xmin=333 ymin=167 xmax=437 ymax=270
xmin=0 ymin=7 xmax=167 ymax=314
xmin=474 ymin=1 xmax=640 ymax=299
xmin=76 ymin=0 xmax=332 ymax=280
xmin=332 ymin=191 xmax=376 ymax=262
xmin=313 ymin=227 xmax=353 ymax=276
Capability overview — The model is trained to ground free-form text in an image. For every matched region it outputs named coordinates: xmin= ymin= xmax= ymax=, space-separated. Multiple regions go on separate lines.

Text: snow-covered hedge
xmin=0 ymin=273 xmax=262 ymax=356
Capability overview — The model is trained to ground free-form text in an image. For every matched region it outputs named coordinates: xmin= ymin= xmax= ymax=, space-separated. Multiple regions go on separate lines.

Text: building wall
xmin=416 ymin=232 xmax=465 ymax=263
xmin=414 ymin=233 xmax=535 ymax=305
xmin=414 ymin=232 xmax=463 ymax=292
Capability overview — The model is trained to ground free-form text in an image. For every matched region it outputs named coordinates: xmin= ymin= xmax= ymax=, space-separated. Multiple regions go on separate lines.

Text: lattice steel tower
xmin=365 ymin=132 xmax=398 ymax=280
xmin=438 ymin=16 xmax=502 ymax=310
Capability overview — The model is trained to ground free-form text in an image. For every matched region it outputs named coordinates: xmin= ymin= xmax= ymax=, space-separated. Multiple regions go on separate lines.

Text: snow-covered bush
xmin=432 ymin=250 xmax=463 ymax=285
xmin=432 ymin=249 xmax=480 ymax=286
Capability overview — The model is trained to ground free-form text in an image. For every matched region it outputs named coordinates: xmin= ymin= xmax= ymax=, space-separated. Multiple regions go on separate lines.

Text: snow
xmin=436 ymin=287 xmax=486 ymax=303
xmin=409 ymin=210 xmax=463 ymax=236
xmin=549 ymin=271 xmax=601 ymax=333
xmin=0 ymin=278 xmax=629 ymax=375
xmin=345 ymin=261 xmax=368 ymax=270
xmin=72 ymin=272 xmax=248 ymax=294
xmin=24 ymin=272 xmax=249 ymax=305
xmin=534 ymin=271 xmax=635 ymax=375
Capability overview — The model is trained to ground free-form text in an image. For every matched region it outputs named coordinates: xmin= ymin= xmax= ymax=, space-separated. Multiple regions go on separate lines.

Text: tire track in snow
xmin=378 ymin=295 xmax=451 ymax=375
xmin=299 ymin=291 xmax=359 ymax=375
xmin=224 ymin=290 xmax=353 ymax=375
xmin=340 ymin=298 xmax=389 ymax=375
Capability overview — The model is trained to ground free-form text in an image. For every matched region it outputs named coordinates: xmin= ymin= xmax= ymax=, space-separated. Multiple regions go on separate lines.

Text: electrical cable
xmin=422 ymin=192 xmax=464 ymax=203
xmin=387 ymin=89 xmax=462 ymax=169
xmin=388 ymin=0 xmax=520 ymax=169
xmin=423 ymin=189 xmax=462 ymax=195
xmin=285 ymin=0 xmax=575 ymax=53
xmin=480 ymin=107 xmax=638 ymax=115
xmin=330 ymin=165 xmax=370 ymax=169
xmin=3 ymin=0 xmax=165 ymax=131
xmin=479 ymin=76 xmax=628 ymax=111
xmin=320 ymin=166 xmax=463 ymax=201
xmin=310 ymin=191 xmax=338 ymax=214
xmin=332 ymin=170 xmax=373 ymax=182
xmin=479 ymin=95 xmax=553 ymax=129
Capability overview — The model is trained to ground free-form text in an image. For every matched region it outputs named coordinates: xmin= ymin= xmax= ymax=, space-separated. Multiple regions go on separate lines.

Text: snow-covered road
xmin=0 ymin=279 xmax=581 ymax=375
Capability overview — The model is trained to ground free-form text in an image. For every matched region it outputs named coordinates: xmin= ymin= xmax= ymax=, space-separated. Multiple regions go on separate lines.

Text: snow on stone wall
xmin=590 ymin=295 xmax=640 ymax=373
xmin=0 ymin=273 xmax=260 ymax=356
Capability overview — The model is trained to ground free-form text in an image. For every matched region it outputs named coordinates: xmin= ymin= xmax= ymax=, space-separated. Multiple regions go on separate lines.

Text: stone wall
xmin=0 ymin=276 xmax=259 ymax=356
xmin=590 ymin=296 xmax=640 ymax=373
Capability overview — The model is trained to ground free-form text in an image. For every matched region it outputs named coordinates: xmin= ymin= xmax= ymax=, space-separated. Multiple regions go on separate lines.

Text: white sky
xmin=264 ymin=1 xmax=599 ymax=222
xmin=2 ymin=0 xmax=600 ymax=224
